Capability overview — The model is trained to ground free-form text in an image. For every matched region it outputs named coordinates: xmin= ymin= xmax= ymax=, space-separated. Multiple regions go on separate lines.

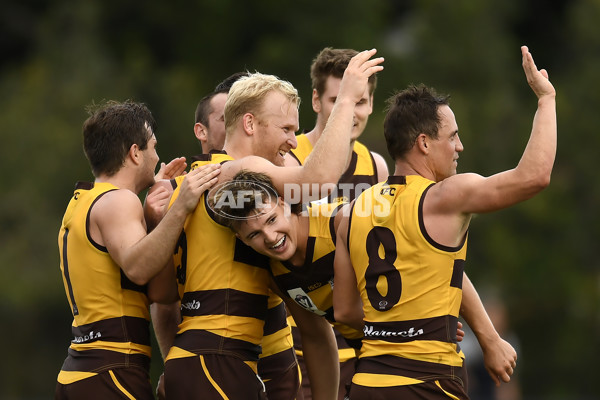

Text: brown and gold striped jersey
xmin=348 ymin=175 xmax=467 ymax=387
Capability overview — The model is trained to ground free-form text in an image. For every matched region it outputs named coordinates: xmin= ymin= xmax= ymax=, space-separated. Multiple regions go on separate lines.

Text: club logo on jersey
xmin=287 ymin=288 xmax=326 ymax=316
xmin=380 ymin=187 xmax=396 ymax=196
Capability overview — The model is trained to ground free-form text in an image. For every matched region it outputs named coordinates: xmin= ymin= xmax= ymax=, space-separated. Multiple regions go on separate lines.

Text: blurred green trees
xmin=1 ymin=0 xmax=597 ymax=398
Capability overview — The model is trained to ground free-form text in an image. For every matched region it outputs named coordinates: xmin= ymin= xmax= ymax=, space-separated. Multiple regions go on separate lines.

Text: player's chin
xmin=272 ymin=155 xmax=286 ymax=167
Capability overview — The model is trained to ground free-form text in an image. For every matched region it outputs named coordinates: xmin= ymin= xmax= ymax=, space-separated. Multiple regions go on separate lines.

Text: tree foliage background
xmin=1 ymin=0 xmax=598 ymax=399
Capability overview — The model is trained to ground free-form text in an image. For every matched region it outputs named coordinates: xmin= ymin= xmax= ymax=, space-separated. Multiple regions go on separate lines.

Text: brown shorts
xmin=165 ymin=354 xmax=267 ymax=400
xmin=54 ymin=367 xmax=154 ymax=400
xmin=260 ymin=347 xmax=302 ymax=400
xmin=348 ymin=378 xmax=469 ymax=400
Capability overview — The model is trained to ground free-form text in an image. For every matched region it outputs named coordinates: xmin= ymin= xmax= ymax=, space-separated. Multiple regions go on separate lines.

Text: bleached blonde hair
xmin=224 ymin=72 xmax=300 ymax=133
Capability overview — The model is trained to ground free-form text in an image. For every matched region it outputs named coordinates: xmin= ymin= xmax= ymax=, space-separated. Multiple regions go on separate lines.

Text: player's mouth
xmin=270 ymin=235 xmax=286 ymax=250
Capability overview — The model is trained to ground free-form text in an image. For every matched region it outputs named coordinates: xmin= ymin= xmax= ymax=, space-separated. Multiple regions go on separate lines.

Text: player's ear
xmin=194 ymin=123 xmax=207 ymax=142
xmin=242 ymin=113 xmax=255 ymax=136
xmin=312 ymin=89 xmax=321 ymax=113
xmin=417 ymin=134 xmax=429 ymax=154
xmin=129 ymin=143 xmax=142 ymax=165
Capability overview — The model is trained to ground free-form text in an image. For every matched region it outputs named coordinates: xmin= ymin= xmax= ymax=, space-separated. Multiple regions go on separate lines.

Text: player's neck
xmin=96 ymin=170 xmax=138 ymax=194
xmin=304 ymin=116 xmax=328 ymax=146
xmin=303 ymin=128 xmax=321 ymax=148
xmin=287 ymin=213 xmax=309 ymax=266
xmin=394 ymin=159 xmax=433 ymax=181
xmin=222 ymin=138 xmax=252 ymax=160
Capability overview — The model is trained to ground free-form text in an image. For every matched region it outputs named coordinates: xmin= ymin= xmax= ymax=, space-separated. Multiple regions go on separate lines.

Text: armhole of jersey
xmin=418 ymin=183 xmax=467 ymax=252
xmin=341 ymin=151 xmax=358 ymax=179
xmin=346 ymin=199 xmax=356 ymax=250
xmin=368 ymin=151 xmax=378 ymax=178
xmin=328 ymin=202 xmax=345 ymax=246
xmin=289 ymin=150 xmax=303 ymax=166
xmin=86 ymin=189 xmax=118 ymax=252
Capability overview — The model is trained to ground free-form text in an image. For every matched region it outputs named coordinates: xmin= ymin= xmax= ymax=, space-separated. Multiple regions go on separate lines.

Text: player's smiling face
xmin=235 ymin=197 xmax=297 ymax=261
xmin=315 ymin=76 xmax=373 ymax=141
xmin=252 ymin=91 xmax=299 ymax=166
xmin=428 ymin=105 xmax=463 ymax=181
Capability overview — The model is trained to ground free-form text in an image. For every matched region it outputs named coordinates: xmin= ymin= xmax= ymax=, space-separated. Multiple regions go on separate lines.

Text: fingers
xmin=189 ymin=163 xmax=221 ymax=181
xmin=487 ymin=359 xmax=516 ymax=386
xmin=521 ymin=46 xmax=537 ymax=76
xmin=455 ymin=321 xmax=465 ymax=342
xmin=154 ymin=162 xmax=167 ymax=181
xmin=521 ymin=45 xmax=555 ymax=98
xmin=148 ymin=186 xmax=170 ymax=201
xmin=161 ymin=157 xmax=188 ymax=180
xmin=177 ymin=165 xmax=221 ymax=213
xmin=186 ymin=164 xmax=221 ymax=190
xmin=501 ymin=365 xmax=513 ymax=383
xmin=488 ymin=368 xmax=501 ymax=386
xmin=351 ymin=48 xmax=384 ymax=75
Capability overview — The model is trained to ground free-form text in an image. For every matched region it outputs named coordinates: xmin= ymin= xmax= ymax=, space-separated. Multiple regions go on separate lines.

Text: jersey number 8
xmin=365 ymin=227 xmax=401 ymax=311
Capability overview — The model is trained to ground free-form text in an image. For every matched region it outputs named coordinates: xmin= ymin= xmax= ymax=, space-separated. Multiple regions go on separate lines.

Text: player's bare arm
xmin=219 ymin=50 xmax=384 ymax=201
xmin=430 ymin=46 xmax=556 ymax=217
xmin=461 ymin=273 xmax=517 ymax=386
xmin=92 ymin=164 xmax=220 ymax=285
xmin=277 ymin=283 xmax=339 ymax=400
xmin=332 ymin=204 xmax=364 ymax=331
xmin=371 ymin=151 xmax=390 ymax=182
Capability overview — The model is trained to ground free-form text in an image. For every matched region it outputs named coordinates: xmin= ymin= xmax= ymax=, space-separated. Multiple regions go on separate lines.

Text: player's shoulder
xmin=90 ymin=187 xmax=143 ymax=226
xmin=98 ymin=187 xmax=140 ymax=208
xmin=368 ymin=150 xmax=390 ymax=182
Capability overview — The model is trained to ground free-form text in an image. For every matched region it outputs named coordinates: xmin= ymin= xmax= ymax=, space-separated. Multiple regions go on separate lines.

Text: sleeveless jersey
xmin=165 ymin=152 xmax=283 ymax=375
xmin=348 ymin=175 xmax=468 ymax=387
xmin=257 ymin=292 xmax=297 ymax=382
xmin=289 ymin=134 xmax=378 ymax=367
xmin=57 ymin=182 xmax=151 ymax=384
xmin=269 ymin=201 xmax=363 ymax=345
xmin=289 ymin=133 xmax=378 ymax=203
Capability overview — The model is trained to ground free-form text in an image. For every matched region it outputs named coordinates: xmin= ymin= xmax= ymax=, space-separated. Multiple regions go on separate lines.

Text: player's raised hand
xmin=155 ymin=156 xmax=187 ymax=182
xmin=338 ymin=48 xmax=384 ymax=104
xmin=521 ymin=45 xmax=555 ymax=100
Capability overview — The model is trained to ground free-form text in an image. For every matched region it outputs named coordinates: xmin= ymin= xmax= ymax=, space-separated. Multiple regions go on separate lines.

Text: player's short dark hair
xmin=83 ymin=100 xmax=156 ymax=177
xmin=383 ymin=84 xmax=450 ymax=160
xmin=194 ymin=72 xmax=251 ymax=126
xmin=311 ymin=47 xmax=378 ymax=97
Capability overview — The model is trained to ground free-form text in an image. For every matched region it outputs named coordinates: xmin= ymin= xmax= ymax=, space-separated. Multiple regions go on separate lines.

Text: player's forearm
xmin=302 ymin=97 xmax=355 ymax=185
xmin=460 ymin=273 xmax=500 ymax=348
xmin=147 ymin=261 xmax=179 ymax=304
xmin=515 ymin=95 xmax=556 ymax=193
xmin=151 ymin=302 xmax=181 ymax=359
xmin=125 ymin=205 xmax=187 ymax=285
xmin=301 ymin=320 xmax=339 ymax=400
